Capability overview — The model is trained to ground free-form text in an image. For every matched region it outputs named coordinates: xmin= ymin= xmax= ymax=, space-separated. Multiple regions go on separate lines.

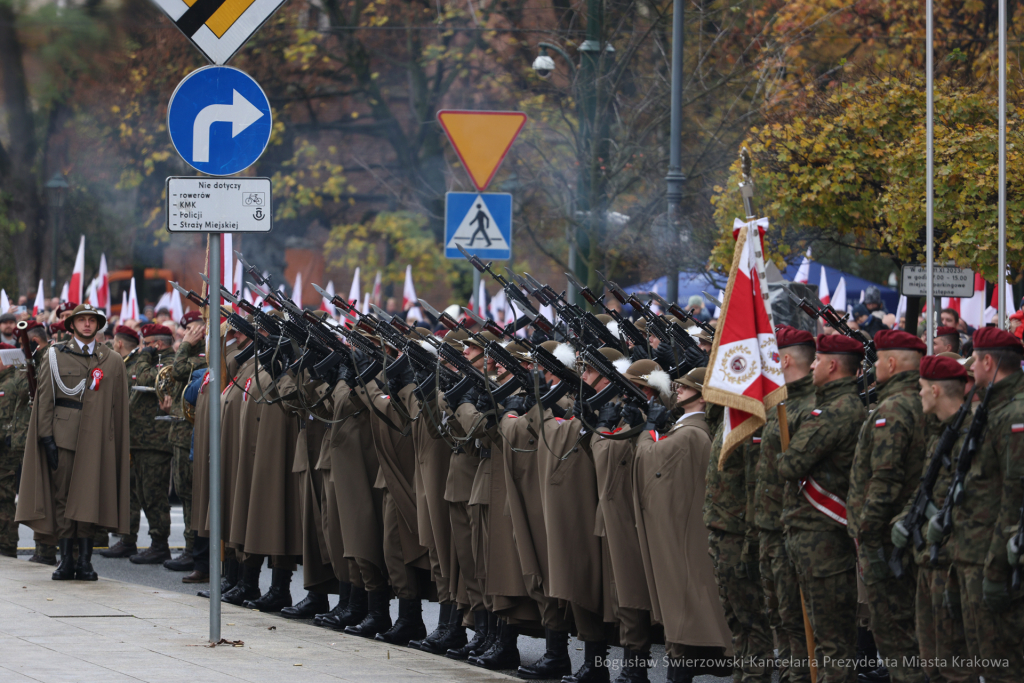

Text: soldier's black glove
xmin=629 ymin=345 xmax=650 ymax=362
xmin=476 ymin=391 xmax=497 ymax=415
xmin=530 ymin=327 xmax=550 ymax=345
xmin=413 ymin=368 xmax=437 ymax=402
xmin=414 ymin=368 xmax=435 ymax=388
xmin=573 ymin=398 xmax=596 ymax=426
xmin=687 ymin=346 xmax=708 ymax=369
xmin=645 ymin=401 xmax=671 ymax=433
xmin=621 ymin=403 xmax=645 ymax=428
xmin=333 ymin=362 xmax=354 ymax=390
xmin=386 ymin=357 xmax=415 ymax=397
xmin=458 ymin=386 xmax=480 ymax=408
xmin=39 ymin=436 xmax=59 ymax=471
xmin=595 ymin=402 xmax=621 ymax=431
xmin=352 ymin=350 xmax=375 ymax=378
xmin=653 ymin=343 xmax=676 ymax=371
xmin=502 ymin=395 xmax=530 ymax=416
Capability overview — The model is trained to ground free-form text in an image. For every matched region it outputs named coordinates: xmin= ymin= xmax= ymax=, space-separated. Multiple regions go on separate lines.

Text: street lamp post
xmin=664 ymin=0 xmax=684 ymax=305
xmin=46 ymin=173 xmax=69 ymax=296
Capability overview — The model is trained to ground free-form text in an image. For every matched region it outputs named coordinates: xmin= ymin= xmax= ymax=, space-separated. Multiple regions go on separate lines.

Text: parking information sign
xmin=167 ymin=66 xmax=272 ymax=177
xmin=445 ymin=192 xmax=512 ymax=260
xmin=899 ymin=265 xmax=974 ymax=298
xmin=166 ymin=177 xmax=272 ymax=232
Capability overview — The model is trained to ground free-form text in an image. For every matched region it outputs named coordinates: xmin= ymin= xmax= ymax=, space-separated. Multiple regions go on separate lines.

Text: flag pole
xmin=778 ymin=403 xmax=818 ymax=683
xmin=998 ymin=0 xmax=1007 ymax=327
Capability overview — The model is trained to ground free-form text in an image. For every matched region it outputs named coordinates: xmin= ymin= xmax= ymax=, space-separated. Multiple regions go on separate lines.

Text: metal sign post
xmin=925 ymin=0 xmax=934 ymax=352
xmin=208 ymin=234 xmax=222 ymax=642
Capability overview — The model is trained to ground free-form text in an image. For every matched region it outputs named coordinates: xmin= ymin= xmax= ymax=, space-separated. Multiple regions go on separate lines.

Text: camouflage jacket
xmin=129 ymin=346 xmax=176 ymax=452
xmin=168 ymin=340 xmax=207 ymax=448
xmin=778 ymin=376 xmax=866 ymax=532
xmin=755 ymin=373 xmax=817 ymax=532
xmin=848 ymin=370 xmax=927 ymax=547
xmin=0 ymin=350 xmax=38 ymax=452
xmin=703 ymin=411 xmax=759 ymax=537
xmin=950 ymin=371 xmax=1024 ymax=582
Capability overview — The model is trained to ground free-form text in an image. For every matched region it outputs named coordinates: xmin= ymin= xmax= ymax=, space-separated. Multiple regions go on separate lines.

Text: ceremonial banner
xmin=704 ymin=217 xmax=786 ymax=467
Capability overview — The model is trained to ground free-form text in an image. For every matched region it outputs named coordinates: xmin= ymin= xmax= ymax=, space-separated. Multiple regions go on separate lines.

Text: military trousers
xmin=449 ymin=501 xmax=484 ymax=613
xmin=857 ymin=542 xmax=926 ymax=683
xmin=0 ymin=448 xmax=21 ymax=556
xmin=54 ymin=448 xmax=95 ymax=539
xmin=759 ymin=529 xmax=810 ymax=683
xmin=133 ymin=448 xmax=173 ymax=542
xmin=786 ymin=529 xmax=858 ymax=683
xmin=172 ymin=445 xmax=193 ymax=551
xmin=915 ymin=564 xmax=972 ymax=683
xmin=708 ymin=529 xmax=773 ymax=683
xmin=953 ymin=563 xmax=1024 ymax=683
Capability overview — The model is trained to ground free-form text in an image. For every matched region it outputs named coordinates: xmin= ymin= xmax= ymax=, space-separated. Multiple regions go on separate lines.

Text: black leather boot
xmin=198 ymin=558 xmax=239 ymax=598
xmin=325 ymin=584 xmax=368 ymax=630
xmin=858 ymin=666 xmax=891 ymax=683
xmin=280 ymin=590 xmax=330 ymax=619
xmin=163 ymin=549 xmax=195 ymax=571
xmin=244 ymin=567 xmax=293 ymax=612
xmin=416 ymin=604 xmax=467 ymax=654
xmin=448 ymin=609 xmax=488 ymax=659
xmin=376 ymin=598 xmax=427 ymax=645
xmin=74 ymin=538 xmax=98 ymax=581
xmin=345 ymin=590 xmax=392 ymax=638
xmin=612 ymin=649 xmax=650 ymax=683
xmin=561 ymin=641 xmax=610 ymax=683
xmin=315 ymin=581 xmax=351 ymax=626
xmin=221 ymin=562 xmax=262 ymax=605
xmin=469 ymin=620 xmax=520 ymax=670
xmin=665 ymin=659 xmax=695 ymax=683
xmin=856 ymin=626 xmax=879 ymax=675
xmin=409 ymin=602 xmax=451 ymax=652
xmin=52 ymin=539 xmax=76 ymax=581
xmin=129 ymin=537 xmax=172 ymax=564
xmin=98 ymin=538 xmax=138 ymax=559
xmin=517 ymin=629 xmax=572 ymax=679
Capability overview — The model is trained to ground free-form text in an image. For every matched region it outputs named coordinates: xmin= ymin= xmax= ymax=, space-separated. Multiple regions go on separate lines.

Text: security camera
xmin=532 ymin=54 xmax=556 ymax=79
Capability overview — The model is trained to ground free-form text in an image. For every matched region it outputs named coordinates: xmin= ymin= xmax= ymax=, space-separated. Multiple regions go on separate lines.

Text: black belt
xmin=55 ymin=398 xmax=83 ymax=410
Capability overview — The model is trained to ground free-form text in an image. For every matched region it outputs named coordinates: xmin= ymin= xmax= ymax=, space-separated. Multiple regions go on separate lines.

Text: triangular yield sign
xmin=437 ymin=110 xmax=527 ymax=192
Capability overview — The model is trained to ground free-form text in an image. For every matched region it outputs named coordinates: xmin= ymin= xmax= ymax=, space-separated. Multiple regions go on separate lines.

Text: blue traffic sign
xmin=167 ymin=66 xmax=272 ymax=177
xmin=445 ymin=192 xmax=512 ymax=260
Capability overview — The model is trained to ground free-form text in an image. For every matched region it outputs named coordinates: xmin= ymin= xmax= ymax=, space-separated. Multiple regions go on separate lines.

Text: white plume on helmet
xmin=644 ymin=368 xmax=673 ymax=400
xmin=552 ymin=342 xmax=576 ymax=369
xmin=418 ymin=340 xmax=438 ymax=355
xmin=612 ymin=357 xmax=631 ymax=374
xmin=606 ymin=320 xmax=621 ymax=339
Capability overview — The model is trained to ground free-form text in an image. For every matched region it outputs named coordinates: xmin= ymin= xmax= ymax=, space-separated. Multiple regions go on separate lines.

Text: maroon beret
xmin=874 ymin=329 xmax=927 ymax=353
xmin=55 ymin=301 xmax=77 ymax=316
xmin=140 ymin=323 xmax=172 ymax=339
xmin=972 ymin=326 xmax=1023 ymax=351
xmin=776 ymin=326 xmax=815 ymax=349
xmin=49 ymin=320 xmax=66 ymax=333
xmin=816 ymin=334 xmax=865 ymax=356
xmin=114 ymin=325 xmax=139 ymax=341
xmin=935 ymin=326 xmax=959 ymax=338
xmin=22 ymin=321 xmax=45 ymax=332
xmin=920 ymin=355 xmax=968 ymax=382
xmin=180 ymin=310 xmax=203 ymax=327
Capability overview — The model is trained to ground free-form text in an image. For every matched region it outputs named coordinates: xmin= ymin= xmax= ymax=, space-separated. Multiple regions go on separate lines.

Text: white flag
xmin=832 ymin=277 xmax=847 ymax=313
xmin=348 ymin=267 xmax=361 ymax=305
xmin=0 ymin=289 xmax=9 ymax=314
xmin=292 ymin=271 xmax=303 ymax=309
xmin=126 ymin=277 xmax=141 ymax=321
xmin=794 ymin=248 xmax=811 ymax=284
xmin=97 ymin=254 xmax=110 ymax=316
xmin=818 ymin=266 xmax=830 ymax=305
xmin=59 ymin=281 xmax=69 ymax=303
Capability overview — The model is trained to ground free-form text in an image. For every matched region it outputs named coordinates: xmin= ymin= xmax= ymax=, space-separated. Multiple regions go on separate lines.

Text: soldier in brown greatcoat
xmin=16 ymin=304 xmax=131 ymax=581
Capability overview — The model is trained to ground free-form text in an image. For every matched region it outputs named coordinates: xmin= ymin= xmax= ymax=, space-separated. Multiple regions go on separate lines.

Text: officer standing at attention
xmin=15 ymin=304 xmax=131 ymax=581
xmin=847 ymin=330 xmax=928 ymax=683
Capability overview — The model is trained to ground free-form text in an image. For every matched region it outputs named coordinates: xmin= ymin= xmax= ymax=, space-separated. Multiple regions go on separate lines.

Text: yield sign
xmin=437 ymin=110 xmax=527 ymax=192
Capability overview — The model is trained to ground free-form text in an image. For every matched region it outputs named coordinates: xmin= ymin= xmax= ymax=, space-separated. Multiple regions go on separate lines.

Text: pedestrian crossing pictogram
xmin=149 ymin=0 xmax=288 ymax=65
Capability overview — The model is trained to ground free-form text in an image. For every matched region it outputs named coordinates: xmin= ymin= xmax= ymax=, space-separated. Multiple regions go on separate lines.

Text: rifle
xmin=577 ymin=344 xmax=650 ymax=411
xmin=565 ymin=271 xmax=648 ymax=348
xmin=1012 ymin=477 xmax=1024 ymax=591
xmin=519 ymin=272 xmax=623 ymax=351
xmin=648 ymin=291 xmax=716 ymax=336
xmin=929 ymin=372 xmax=1000 ymax=565
xmin=14 ymin=321 xmax=37 ymax=401
xmin=456 ymin=244 xmax=546 ymax=332
xmin=368 ymin=305 xmax=460 ymax=389
xmin=889 ymin=388 xmax=976 ymax=577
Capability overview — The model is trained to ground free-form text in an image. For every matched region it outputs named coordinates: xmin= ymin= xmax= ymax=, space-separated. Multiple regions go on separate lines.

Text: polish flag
xmin=818 ymin=266 xmax=830 ymax=305
xmin=372 ymin=271 xmax=382 ymax=308
xmin=125 ymin=277 xmax=141 ymax=321
xmin=169 ymin=285 xmax=184 ymax=322
xmin=32 ymin=280 xmax=46 ymax=316
xmin=704 ymin=218 xmax=786 ymax=466
xmin=97 ymin=254 xmax=110 ymax=316
xmin=895 ymin=296 xmax=907 ymax=327
xmin=959 ymin=274 xmax=986 ymax=329
xmin=348 ymin=267 xmax=361 ymax=306
xmin=0 ymin=289 xmax=9 ymax=314
xmin=794 ymin=248 xmax=811 ymax=284
xmin=292 ymin=271 xmax=303 ymax=309
xmin=832 ymin=277 xmax=847 ymax=313
xmin=120 ymin=291 xmax=128 ymax=320
xmin=69 ymin=235 xmax=86 ymax=305
xmin=320 ymin=281 xmax=337 ymax=317
xmin=87 ymin=279 xmax=100 ymax=308
xmin=59 ymin=281 xmax=69 ymax=304
xmin=402 ymin=265 xmax=418 ymax=310
xmin=361 ymin=292 xmax=370 ymax=315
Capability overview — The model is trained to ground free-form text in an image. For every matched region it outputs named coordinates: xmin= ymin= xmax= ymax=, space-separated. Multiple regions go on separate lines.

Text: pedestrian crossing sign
xmin=149 ymin=0 xmax=287 ymax=65
xmin=445 ymin=192 xmax=512 ymax=260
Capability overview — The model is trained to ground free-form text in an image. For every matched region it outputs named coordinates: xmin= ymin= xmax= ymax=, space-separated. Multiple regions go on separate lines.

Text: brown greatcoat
xmin=193 ymin=350 xmax=254 ymax=536
xmin=322 ymin=380 xmax=385 ymax=572
xmin=242 ymin=369 xmax=302 ymax=557
xmin=592 ymin=423 xmax=652 ymax=612
xmin=227 ymin=365 xmax=267 ymax=550
xmin=525 ymin=404 xmax=603 ymax=615
xmin=17 ymin=341 xmax=132 ymax=536
xmin=356 ymin=379 xmax=428 ymax=568
xmin=633 ymin=413 xmax=731 ymax=650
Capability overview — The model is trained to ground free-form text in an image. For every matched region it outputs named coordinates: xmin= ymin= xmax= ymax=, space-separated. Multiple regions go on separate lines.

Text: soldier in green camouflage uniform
xmin=755 ymin=327 xmax=815 ymax=683
xmin=165 ymin=314 xmax=206 ymax=567
xmin=847 ymin=330 xmax=928 ymax=683
xmin=0 ymin=351 xmax=29 ymax=557
xmin=941 ymin=328 xmax=1024 ymax=682
xmin=890 ymin=355 xmax=973 ymax=683
xmin=777 ymin=333 xmax=865 ymax=683
xmin=127 ymin=324 xmax=179 ymax=564
xmin=704 ymin=421 xmax=773 ymax=683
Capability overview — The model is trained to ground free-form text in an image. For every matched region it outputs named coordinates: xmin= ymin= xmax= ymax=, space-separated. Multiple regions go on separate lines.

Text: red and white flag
xmin=292 ymin=271 xmax=303 ymax=309
xmin=348 ymin=267 xmax=361 ymax=306
xmin=69 ymin=235 xmax=86 ymax=304
xmin=372 ymin=271 xmax=382 ymax=308
xmin=818 ymin=266 xmax=830 ymax=305
xmin=704 ymin=218 xmax=787 ymax=466
xmin=32 ymin=280 xmax=46 ymax=316
xmin=361 ymin=292 xmax=370 ymax=315
xmin=119 ymin=291 xmax=128 ymax=320
xmin=959 ymin=273 xmax=986 ymax=329
xmin=169 ymin=286 xmax=184 ymax=322
xmin=125 ymin=277 xmax=141 ymax=321
xmin=402 ymin=265 xmax=423 ymax=320
xmin=832 ymin=276 xmax=847 ymax=313
xmin=97 ymin=254 xmax=110 ymax=316
xmin=320 ymin=280 xmax=337 ymax=317
xmin=0 ymin=289 xmax=9 ymax=314
xmin=87 ymin=279 xmax=100 ymax=308
xmin=794 ymin=248 xmax=811 ymax=284
xmin=59 ymin=281 xmax=69 ymax=304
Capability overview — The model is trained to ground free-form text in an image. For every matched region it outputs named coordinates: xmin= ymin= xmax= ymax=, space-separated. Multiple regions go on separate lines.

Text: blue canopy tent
xmin=780 ymin=262 xmax=899 ymax=313
xmin=624 ymin=271 xmax=729 ymax=317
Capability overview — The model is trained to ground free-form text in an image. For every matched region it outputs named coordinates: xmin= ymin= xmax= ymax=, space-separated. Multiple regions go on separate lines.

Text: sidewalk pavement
xmin=0 ymin=555 xmax=515 ymax=683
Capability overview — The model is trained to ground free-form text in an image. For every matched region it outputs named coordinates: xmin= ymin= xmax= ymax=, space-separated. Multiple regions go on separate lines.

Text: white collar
xmin=674 ymin=410 xmax=705 ymax=425
xmin=75 ymin=338 xmax=96 ymax=355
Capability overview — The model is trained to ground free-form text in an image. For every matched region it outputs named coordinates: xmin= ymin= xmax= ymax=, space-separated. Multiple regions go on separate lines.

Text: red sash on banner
xmin=799 ymin=476 xmax=848 ymax=526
